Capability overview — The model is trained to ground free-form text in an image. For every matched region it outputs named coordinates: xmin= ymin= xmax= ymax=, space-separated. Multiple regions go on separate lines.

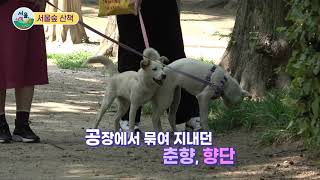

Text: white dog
xmin=150 ymin=58 xmax=250 ymax=132
xmin=86 ymin=48 xmax=168 ymax=132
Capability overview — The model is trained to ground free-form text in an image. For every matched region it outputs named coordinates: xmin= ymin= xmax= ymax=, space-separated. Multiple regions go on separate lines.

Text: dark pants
xmin=116 ymin=0 xmax=199 ymax=124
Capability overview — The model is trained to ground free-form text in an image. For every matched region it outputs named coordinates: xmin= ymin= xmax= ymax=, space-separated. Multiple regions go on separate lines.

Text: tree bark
xmin=96 ymin=16 xmax=119 ymax=56
xmin=45 ymin=0 xmax=88 ymax=44
xmin=219 ymin=0 xmax=290 ymax=97
xmin=224 ymin=0 xmax=238 ymax=9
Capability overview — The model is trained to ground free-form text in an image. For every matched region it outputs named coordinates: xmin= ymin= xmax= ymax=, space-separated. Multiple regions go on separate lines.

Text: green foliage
xmin=208 ymin=91 xmax=298 ymax=145
xmin=197 ymin=57 xmax=216 ymax=64
xmin=212 ymin=32 xmax=233 ymax=40
xmin=212 ymin=31 xmax=236 ymax=45
xmin=48 ymin=51 xmax=93 ymax=70
xmin=284 ymin=0 xmax=320 ymax=145
xmin=142 ymin=103 xmax=153 ymax=115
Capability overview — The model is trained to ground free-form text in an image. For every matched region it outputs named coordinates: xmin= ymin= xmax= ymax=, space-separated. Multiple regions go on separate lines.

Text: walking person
xmin=116 ymin=0 xmax=201 ymax=132
xmin=0 ymin=0 xmax=48 ymax=143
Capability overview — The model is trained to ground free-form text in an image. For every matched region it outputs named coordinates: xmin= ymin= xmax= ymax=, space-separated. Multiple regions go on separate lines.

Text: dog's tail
xmin=85 ymin=56 xmax=118 ymax=75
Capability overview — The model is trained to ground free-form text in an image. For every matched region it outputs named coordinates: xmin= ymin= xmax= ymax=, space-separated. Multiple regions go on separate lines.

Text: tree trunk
xmin=96 ymin=16 xmax=119 ymax=56
xmin=224 ymin=0 xmax=238 ymax=9
xmin=219 ymin=0 xmax=290 ymax=97
xmin=45 ymin=0 xmax=88 ymax=44
xmin=176 ymin=0 xmax=181 ymax=12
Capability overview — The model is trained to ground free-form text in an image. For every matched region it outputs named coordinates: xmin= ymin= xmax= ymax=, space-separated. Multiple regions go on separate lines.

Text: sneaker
xmin=0 ymin=121 xmax=12 ymax=143
xmin=119 ymin=120 xmax=141 ymax=133
xmin=185 ymin=117 xmax=201 ymax=131
xmin=119 ymin=120 xmax=130 ymax=132
xmin=12 ymin=123 xmax=40 ymax=143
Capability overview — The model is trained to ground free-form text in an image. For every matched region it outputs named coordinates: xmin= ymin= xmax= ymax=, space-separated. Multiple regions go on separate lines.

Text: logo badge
xmin=33 ymin=12 xmax=80 ymax=25
xmin=12 ymin=7 xmax=35 ymax=30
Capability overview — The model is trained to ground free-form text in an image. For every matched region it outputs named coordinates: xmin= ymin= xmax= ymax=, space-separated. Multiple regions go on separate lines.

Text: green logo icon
xmin=12 ymin=7 xmax=35 ymax=30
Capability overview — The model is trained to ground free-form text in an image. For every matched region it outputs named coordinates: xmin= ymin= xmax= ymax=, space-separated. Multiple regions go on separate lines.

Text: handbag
xmin=98 ymin=0 xmax=140 ymax=17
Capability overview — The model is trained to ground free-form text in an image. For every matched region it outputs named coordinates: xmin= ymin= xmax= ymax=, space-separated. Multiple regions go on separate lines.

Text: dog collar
xmin=205 ymin=65 xmax=217 ymax=82
xmin=205 ymin=65 xmax=228 ymax=98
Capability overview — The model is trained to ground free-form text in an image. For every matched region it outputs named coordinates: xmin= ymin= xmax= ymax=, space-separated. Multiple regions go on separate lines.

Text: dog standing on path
xmin=85 ymin=48 xmax=168 ymax=132
xmin=150 ymin=58 xmax=251 ymax=132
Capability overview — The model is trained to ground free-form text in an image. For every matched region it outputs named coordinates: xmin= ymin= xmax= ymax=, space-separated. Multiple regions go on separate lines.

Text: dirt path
xmin=1 ymin=62 xmax=319 ymax=180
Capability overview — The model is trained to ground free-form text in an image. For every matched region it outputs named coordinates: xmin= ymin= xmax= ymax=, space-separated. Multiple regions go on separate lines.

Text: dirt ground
xmin=1 ymin=0 xmax=319 ymax=180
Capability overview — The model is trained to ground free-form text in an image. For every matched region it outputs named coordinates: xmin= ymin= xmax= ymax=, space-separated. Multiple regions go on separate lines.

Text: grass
xmin=48 ymin=52 xmax=216 ymax=71
xmin=142 ymin=103 xmax=153 ymax=115
xmin=48 ymin=51 xmax=93 ymax=70
xmin=141 ymin=87 xmax=298 ymax=145
xmin=197 ymin=57 xmax=215 ymax=64
xmin=208 ymin=90 xmax=299 ymax=145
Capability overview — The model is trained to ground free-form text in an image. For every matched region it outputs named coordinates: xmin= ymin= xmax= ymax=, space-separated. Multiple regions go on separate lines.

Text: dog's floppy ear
xmin=241 ymin=89 xmax=251 ymax=98
xmin=140 ymin=59 xmax=150 ymax=69
xmin=143 ymin=48 xmax=159 ymax=60
xmin=159 ymin=56 xmax=169 ymax=64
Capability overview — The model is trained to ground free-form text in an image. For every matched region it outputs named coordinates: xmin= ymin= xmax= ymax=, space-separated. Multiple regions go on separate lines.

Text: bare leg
xmin=13 ymin=86 xmax=40 ymax=143
xmin=15 ymin=86 xmax=34 ymax=112
xmin=0 ymin=90 xmax=6 ymax=114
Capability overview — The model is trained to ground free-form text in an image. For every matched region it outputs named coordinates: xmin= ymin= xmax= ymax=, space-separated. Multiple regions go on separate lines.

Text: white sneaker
xmin=119 ymin=120 xmax=141 ymax=132
xmin=119 ymin=120 xmax=129 ymax=132
xmin=185 ymin=117 xmax=201 ymax=131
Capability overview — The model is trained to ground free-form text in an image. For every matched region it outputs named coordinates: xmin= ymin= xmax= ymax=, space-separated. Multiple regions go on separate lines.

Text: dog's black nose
xmin=162 ymin=74 xmax=167 ymax=79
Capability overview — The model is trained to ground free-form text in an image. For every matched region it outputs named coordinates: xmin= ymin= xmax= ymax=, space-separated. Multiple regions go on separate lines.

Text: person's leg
xmin=0 ymin=89 xmax=11 ymax=143
xmin=141 ymin=0 xmax=186 ymax=61
xmin=15 ymin=86 xmax=34 ymax=112
xmin=179 ymin=90 xmax=201 ymax=131
xmin=116 ymin=15 xmax=145 ymax=131
xmin=0 ymin=90 xmax=5 ymax=114
xmin=142 ymin=0 xmax=201 ymax=129
xmin=175 ymin=89 xmax=200 ymax=123
xmin=12 ymin=86 xmax=40 ymax=143
xmin=119 ymin=107 xmax=142 ymax=132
